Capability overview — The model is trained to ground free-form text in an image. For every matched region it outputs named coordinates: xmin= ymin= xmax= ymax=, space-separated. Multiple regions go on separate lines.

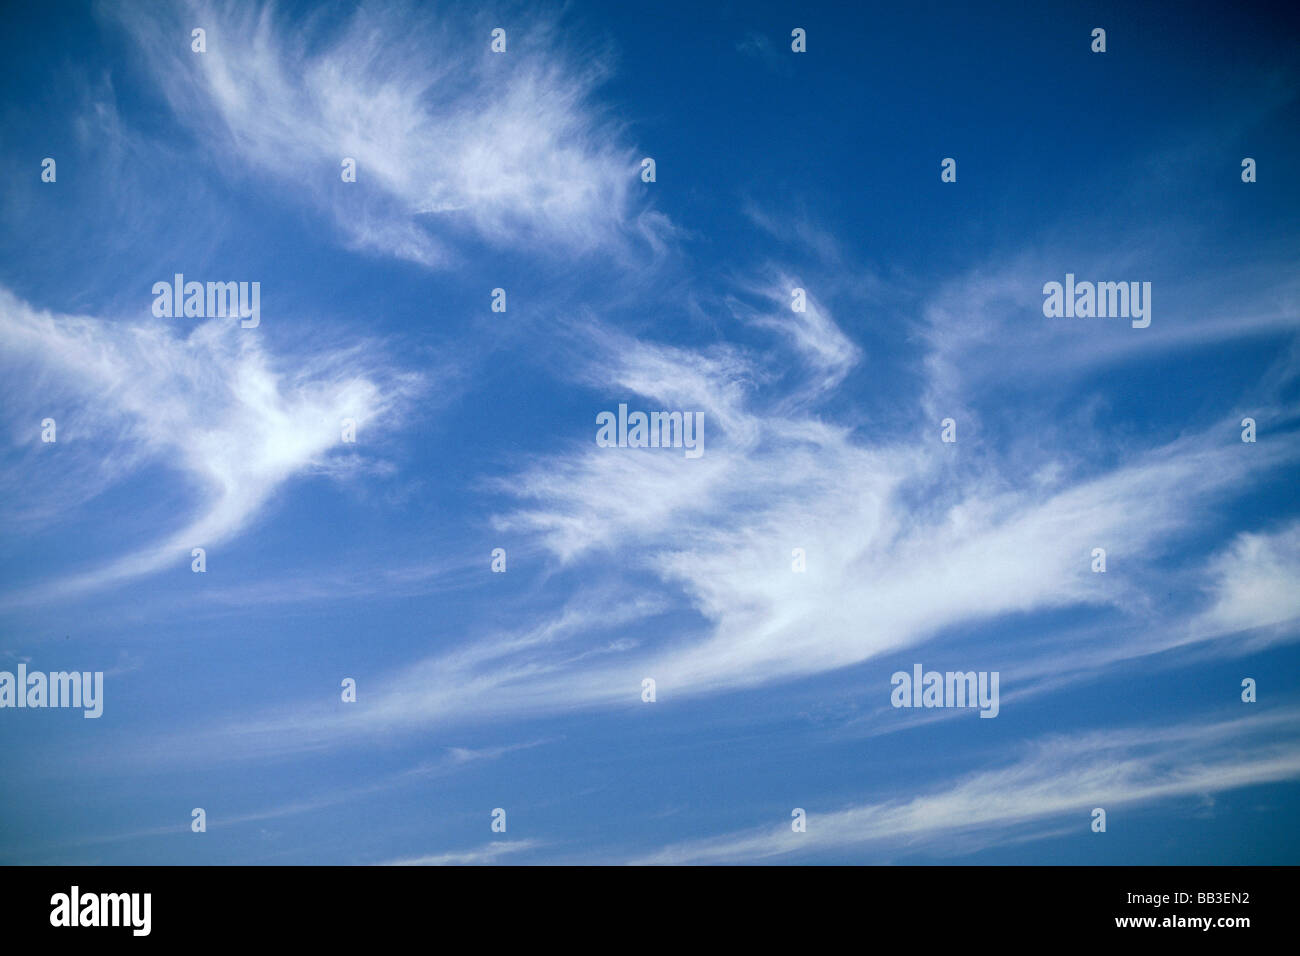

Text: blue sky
xmin=1 ymin=0 xmax=1298 ymax=864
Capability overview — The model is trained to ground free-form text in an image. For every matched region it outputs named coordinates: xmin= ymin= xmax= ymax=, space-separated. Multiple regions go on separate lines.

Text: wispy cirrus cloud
xmin=0 ymin=286 xmax=419 ymax=602
xmin=632 ymin=709 xmax=1300 ymax=864
xmin=379 ymin=839 xmax=543 ymax=866
xmin=3 ymin=0 xmax=1297 ymax=870
xmin=1193 ymin=520 xmax=1300 ymax=648
xmin=484 ymin=282 xmax=1299 ymax=702
xmin=159 ymin=263 xmax=1299 ymax=758
xmin=104 ymin=0 xmax=666 ymax=268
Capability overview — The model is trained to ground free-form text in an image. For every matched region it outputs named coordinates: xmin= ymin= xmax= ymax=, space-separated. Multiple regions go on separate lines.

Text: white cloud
xmin=918 ymin=252 xmax=1300 ymax=424
xmin=631 ymin=710 xmax=1300 ymax=864
xmin=106 ymin=0 xmax=664 ymax=267
xmin=730 ymin=273 xmax=862 ymax=394
xmin=174 ymin=275 xmax=1300 ymax=759
xmin=380 ymin=839 xmax=542 ymax=866
xmin=1194 ymin=521 xmax=1300 ymax=646
xmin=487 ymin=298 xmax=1296 ymax=701
xmin=0 ymin=286 xmax=417 ymax=601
